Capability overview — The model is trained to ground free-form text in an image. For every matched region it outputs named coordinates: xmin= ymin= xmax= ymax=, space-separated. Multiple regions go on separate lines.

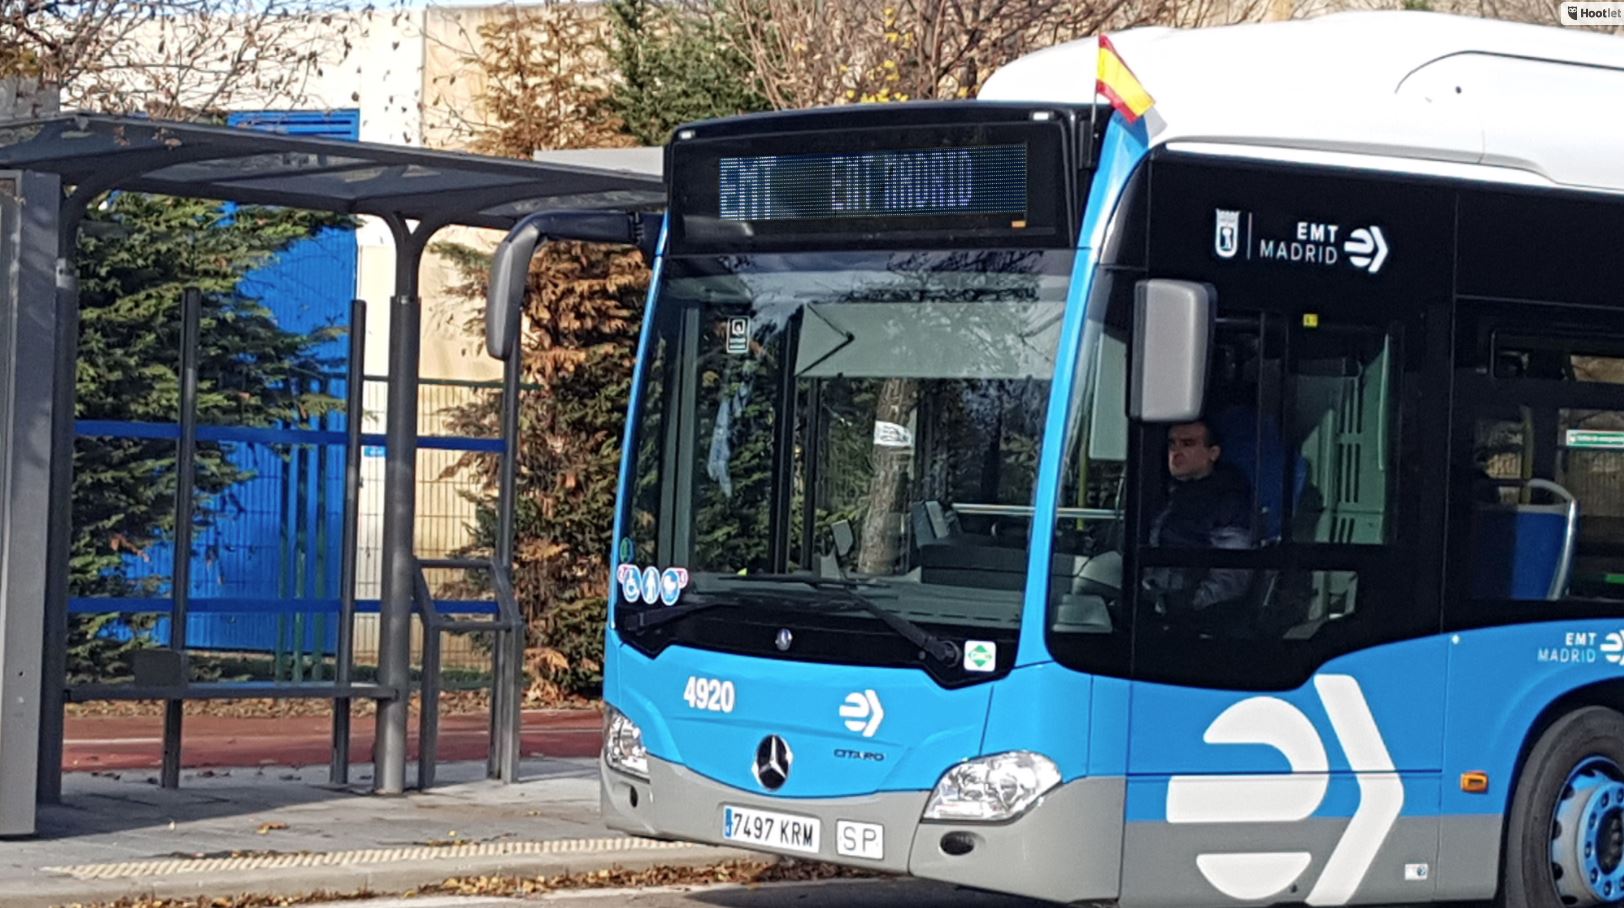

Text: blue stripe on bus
xmin=605 ymin=216 xmax=670 ymax=711
xmin=1017 ymin=113 xmax=1152 ymax=670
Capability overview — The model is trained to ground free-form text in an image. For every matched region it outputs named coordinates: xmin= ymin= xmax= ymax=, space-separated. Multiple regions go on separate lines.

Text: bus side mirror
xmin=486 ymin=211 xmax=643 ymax=360
xmin=1129 ymin=279 xmax=1213 ymax=422
xmin=486 ymin=219 xmax=544 ymax=360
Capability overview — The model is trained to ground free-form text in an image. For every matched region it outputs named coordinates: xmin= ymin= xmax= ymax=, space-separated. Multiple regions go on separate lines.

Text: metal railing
xmin=413 ymin=556 xmax=523 ymax=790
xmin=64 ymin=293 xmax=525 ymax=792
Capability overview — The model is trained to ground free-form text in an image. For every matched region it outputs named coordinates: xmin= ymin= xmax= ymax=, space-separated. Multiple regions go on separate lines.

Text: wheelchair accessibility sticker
xmin=618 ymin=564 xmax=690 ymax=606
xmin=1166 ymin=674 xmax=1401 ymax=905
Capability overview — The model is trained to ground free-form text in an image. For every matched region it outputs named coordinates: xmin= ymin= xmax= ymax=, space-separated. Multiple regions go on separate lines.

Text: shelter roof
xmin=0 ymin=114 xmax=667 ymax=229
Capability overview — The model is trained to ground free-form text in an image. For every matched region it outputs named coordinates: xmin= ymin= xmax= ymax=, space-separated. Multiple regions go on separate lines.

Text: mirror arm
xmin=634 ymin=211 xmax=662 ymax=264
xmin=486 ymin=210 xmax=651 ymax=360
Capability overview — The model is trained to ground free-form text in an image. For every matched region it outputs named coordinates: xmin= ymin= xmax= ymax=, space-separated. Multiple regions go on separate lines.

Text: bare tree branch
xmin=0 ymin=0 xmax=405 ymax=118
xmin=709 ymin=0 xmax=1274 ymax=109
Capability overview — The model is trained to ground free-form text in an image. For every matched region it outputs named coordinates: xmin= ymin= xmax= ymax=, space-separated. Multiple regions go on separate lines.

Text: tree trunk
xmin=856 ymin=378 xmax=920 ymax=574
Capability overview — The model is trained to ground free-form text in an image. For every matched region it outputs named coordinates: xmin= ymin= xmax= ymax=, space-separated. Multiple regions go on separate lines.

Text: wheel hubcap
xmin=1553 ymin=757 xmax=1624 ymax=905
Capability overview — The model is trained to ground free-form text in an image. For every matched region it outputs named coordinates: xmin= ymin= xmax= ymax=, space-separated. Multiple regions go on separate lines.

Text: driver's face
xmin=1168 ymin=422 xmax=1220 ymax=481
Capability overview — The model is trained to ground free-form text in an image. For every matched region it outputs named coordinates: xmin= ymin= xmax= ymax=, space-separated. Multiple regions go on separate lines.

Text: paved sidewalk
xmin=8 ymin=758 xmax=748 ymax=908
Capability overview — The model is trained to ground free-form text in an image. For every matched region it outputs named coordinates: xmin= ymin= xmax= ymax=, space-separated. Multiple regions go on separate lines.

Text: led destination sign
xmin=718 ymin=145 xmax=1028 ymax=223
xmin=667 ymin=109 xmax=1077 ymax=252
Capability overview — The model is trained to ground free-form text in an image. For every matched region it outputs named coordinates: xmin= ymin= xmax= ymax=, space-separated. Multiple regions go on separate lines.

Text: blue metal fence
xmin=109 ymin=110 xmax=360 ymax=653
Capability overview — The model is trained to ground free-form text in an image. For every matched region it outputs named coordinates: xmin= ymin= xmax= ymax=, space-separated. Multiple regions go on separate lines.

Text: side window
xmin=1129 ymin=306 xmax=1420 ymax=690
xmin=1462 ymin=329 xmax=1624 ymax=607
xmin=1046 ymin=270 xmax=1133 ymax=676
xmin=1155 ymin=314 xmax=1401 ymax=549
xmin=1287 ymin=320 xmax=1400 ymax=546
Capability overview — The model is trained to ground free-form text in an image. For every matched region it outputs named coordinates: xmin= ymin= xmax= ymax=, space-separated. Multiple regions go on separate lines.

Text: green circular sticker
xmin=618 ymin=537 xmax=633 ymax=562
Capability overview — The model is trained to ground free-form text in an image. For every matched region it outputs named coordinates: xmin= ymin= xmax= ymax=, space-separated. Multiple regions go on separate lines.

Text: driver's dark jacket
xmin=1148 ymin=463 xmax=1254 ymax=611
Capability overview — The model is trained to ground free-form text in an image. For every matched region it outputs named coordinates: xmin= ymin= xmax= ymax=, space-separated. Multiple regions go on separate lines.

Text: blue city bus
xmin=488 ymin=12 xmax=1624 ymax=907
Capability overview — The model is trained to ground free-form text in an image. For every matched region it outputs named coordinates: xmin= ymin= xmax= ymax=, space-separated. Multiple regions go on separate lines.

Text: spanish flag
xmin=1096 ymin=34 xmax=1154 ymax=123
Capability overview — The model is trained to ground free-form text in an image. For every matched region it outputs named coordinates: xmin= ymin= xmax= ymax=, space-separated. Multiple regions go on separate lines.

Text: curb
xmin=22 ymin=838 xmax=757 ymax=908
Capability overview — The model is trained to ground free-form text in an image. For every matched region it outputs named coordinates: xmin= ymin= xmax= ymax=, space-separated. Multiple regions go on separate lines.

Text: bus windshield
xmin=619 ymin=249 xmax=1074 ymax=667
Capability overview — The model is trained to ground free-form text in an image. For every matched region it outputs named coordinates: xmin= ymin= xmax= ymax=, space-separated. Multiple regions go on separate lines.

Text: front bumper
xmin=602 ymin=754 xmax=1125 ymax=904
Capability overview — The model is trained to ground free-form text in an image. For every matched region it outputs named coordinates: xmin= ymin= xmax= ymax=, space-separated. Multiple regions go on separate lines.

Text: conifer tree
xmin=439 ymin=2 xmax=653 ymax=701
xmin=69 ymin=194 xmax=344 ymax=680
xmin=604 ymin=0 xmax=769 ymax=145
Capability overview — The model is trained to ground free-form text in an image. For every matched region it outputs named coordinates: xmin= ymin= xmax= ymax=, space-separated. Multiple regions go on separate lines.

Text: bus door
xmin=1118 ymin=289 xmax=1450 ymax=904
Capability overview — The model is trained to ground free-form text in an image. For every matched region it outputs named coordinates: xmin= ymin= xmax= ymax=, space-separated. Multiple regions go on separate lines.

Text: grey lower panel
xmin=1122 ymin=815 xmax=1503 ymax=907
xmin=1122 ymin=818 xmax=1433 ymax=907
xmin=603 ymin=756 xmax=1126 ymax=904
xmin=909 ymin=777 xmax=1125 ymax=904
xmin=1435 ymin=813 xmax=1502 ymax=902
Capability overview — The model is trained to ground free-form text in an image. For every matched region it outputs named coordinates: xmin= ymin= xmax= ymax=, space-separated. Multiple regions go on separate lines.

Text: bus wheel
xmin=1503 ymin=706 xmax=1624 ymax=907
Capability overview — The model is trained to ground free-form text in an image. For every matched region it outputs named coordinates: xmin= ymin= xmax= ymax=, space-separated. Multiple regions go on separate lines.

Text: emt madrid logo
xmin=839 ymin=689 xmax=885 ymax=738
xmin=1166 ymin=674 xmax=1401 ymax=905
xmin=1214 ymin=209 xmax=1241 ymax=259
xmin=1212 ymin=209 xmax=1390 ymax=275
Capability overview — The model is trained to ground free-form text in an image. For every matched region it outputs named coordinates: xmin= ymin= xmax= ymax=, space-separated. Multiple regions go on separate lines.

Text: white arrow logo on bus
xmin=1166 ymin=674 xmax=1402 ymax=905
xmin=1343 ymin=226 xmax=1388 ymax=274
xmin=840 ymin=689 xmax=885 ymax=738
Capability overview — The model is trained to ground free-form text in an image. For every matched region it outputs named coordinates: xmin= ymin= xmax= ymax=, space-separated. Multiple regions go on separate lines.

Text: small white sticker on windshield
xmin=873 ymin=421 xmax=914 ymax=448
xmin=964 ymin=640 xmax=997 ymax=673
xmin=726 ymin=317 xmax=751 ymax=354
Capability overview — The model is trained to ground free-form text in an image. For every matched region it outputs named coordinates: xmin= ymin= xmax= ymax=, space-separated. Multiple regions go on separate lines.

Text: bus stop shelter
xmin=0 ymin=113 xmax=664 ymax=835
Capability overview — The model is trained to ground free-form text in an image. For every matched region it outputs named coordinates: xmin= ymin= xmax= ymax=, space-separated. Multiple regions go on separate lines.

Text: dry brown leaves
xmin=414 ymin=858 xmax=874 ymax=896
xmin=60 ymin=859 xmax=875 ymax=907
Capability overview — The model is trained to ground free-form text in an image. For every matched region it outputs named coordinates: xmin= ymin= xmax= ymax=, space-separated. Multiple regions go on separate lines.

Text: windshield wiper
xmin=619 ymin=577 xmax=962 ymax=666
xmin=721 ymin=575 xmax=962 ymax=665
xmin=619 ymin=588 xmax=830 ymax=632
xmin=619 ymin=592 xmax=732 ymax=633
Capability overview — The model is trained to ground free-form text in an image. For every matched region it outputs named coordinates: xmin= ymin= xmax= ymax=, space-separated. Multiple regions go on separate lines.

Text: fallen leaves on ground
xmin=54 ymin=891 xmax=365 ymax=908
xmin=59 ymin=858 xmax=876 ymax=907
xmin=417 ymin=858 xmax=875 ymax=896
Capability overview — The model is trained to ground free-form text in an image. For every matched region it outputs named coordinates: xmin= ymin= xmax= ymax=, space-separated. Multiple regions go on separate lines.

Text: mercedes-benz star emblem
xmin=774 ymin=628 xmax=793 ymax=652
xmin=752 ymin=735 xmax=793 ymax=790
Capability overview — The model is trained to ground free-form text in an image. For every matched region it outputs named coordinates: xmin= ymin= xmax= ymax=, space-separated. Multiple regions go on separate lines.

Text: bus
xmin=486 ymin=10 xmax=1624 ymax=907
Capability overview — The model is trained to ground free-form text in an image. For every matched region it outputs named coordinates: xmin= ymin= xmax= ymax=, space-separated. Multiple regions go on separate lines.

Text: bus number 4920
xmin=682 ymin=676 xmax=736 ymax=713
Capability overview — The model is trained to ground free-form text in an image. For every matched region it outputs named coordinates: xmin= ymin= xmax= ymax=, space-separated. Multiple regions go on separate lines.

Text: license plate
xmin=721 ymin=805 xmax=821 ymax=854
xmin=835 ymin=820 xmax=884 ymax=860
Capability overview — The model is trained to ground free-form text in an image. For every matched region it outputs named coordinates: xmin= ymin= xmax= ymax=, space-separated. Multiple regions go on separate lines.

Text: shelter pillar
xmin=374 ymin=216 xmax=444 ymax=794
xmin=0 ymin=170 xmax=59 ymax=832
xmin=37 ymin=171 xmax=140 ymax=807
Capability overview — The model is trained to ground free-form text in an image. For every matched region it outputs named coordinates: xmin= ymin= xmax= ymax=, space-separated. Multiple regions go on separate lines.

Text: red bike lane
xmin=62 ymin=709 xmax=603 ymax=771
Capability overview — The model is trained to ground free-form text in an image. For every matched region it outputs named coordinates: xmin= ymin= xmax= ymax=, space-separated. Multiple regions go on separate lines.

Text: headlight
xmin=603 ymin=706 xmax=649 ymax=779
xmin=923 ymin=751 xmax=1061 ymax=822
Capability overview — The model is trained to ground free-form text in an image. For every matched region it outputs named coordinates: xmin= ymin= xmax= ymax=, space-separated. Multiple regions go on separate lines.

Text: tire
xmin=1501 ymin=706 xmax=1624 ymax=908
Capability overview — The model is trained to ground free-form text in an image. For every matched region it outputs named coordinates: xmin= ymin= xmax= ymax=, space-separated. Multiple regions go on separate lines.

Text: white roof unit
xmin=978 ymin=11 xmax=1624 ymax=193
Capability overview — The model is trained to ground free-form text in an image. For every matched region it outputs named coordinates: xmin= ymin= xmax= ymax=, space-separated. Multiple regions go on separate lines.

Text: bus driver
xmin=1145 ymin=419 xmax=1255 ymax=624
